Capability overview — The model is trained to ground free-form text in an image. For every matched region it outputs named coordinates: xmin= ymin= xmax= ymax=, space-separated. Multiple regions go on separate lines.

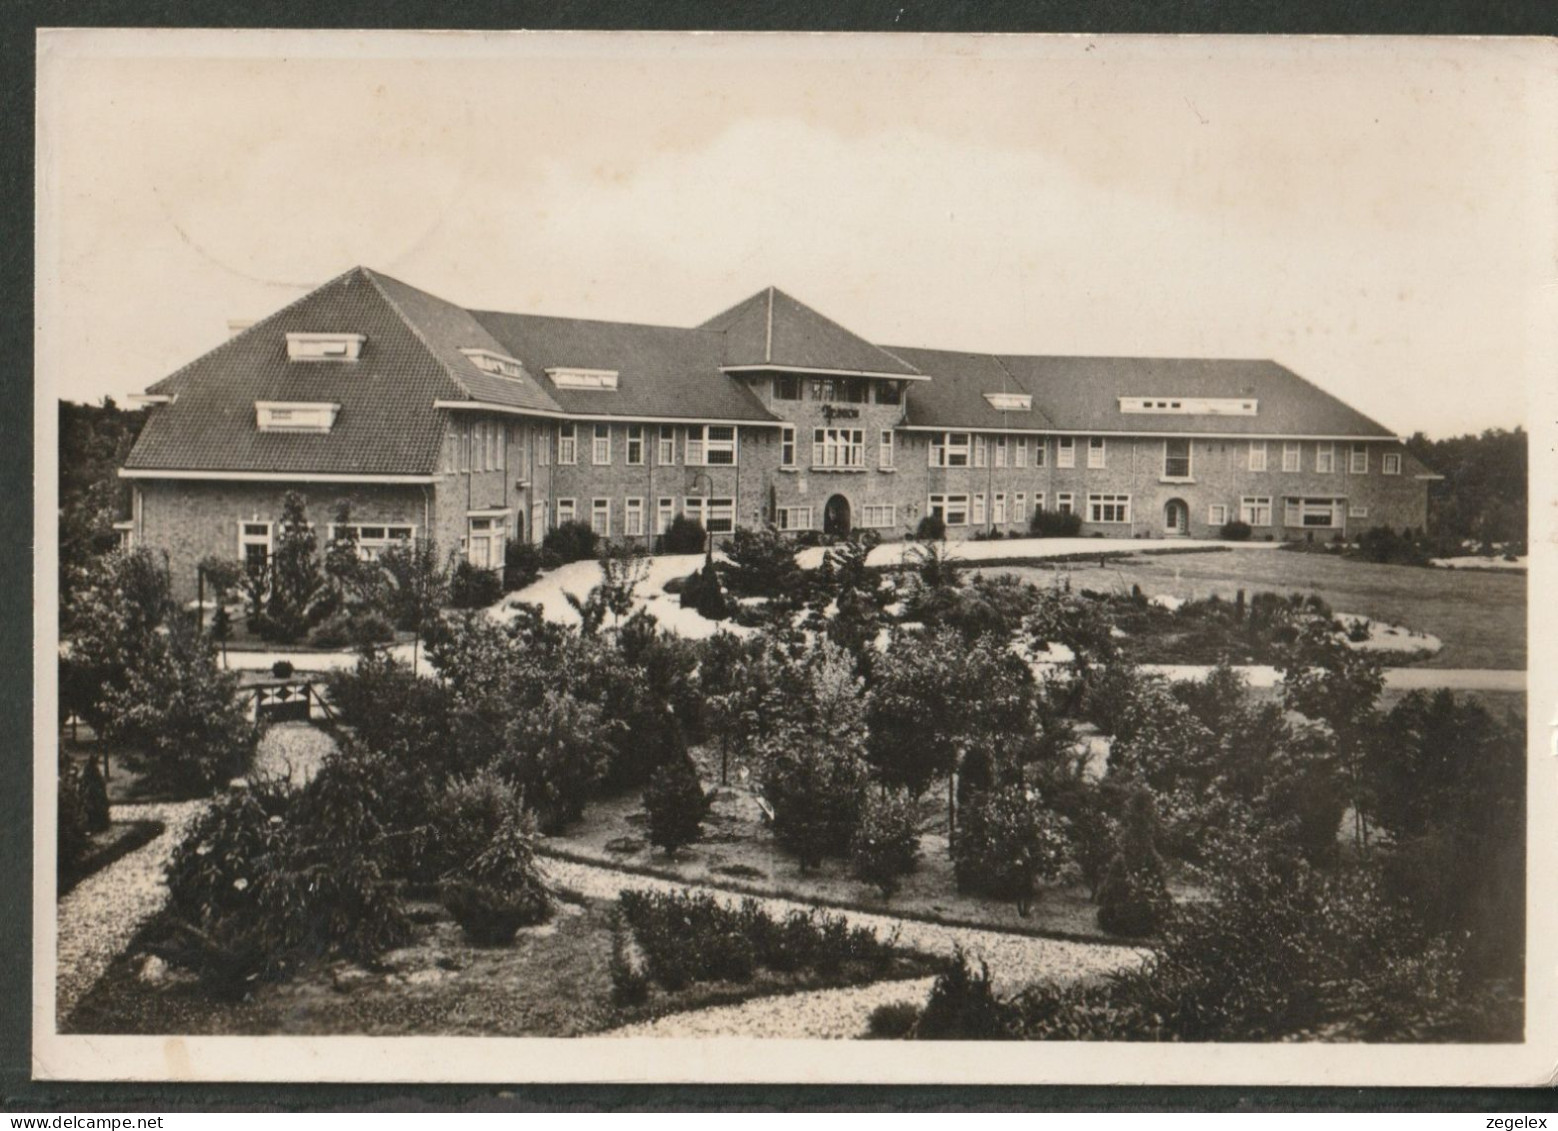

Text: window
xmin=458 ymin=424 xmax=470 ymax=472
xmin=328 ymin=523 xmax=414 ymax=561
xmin=472 ymin=423 xmax=486 ymax=471
xmin=494 ymin=424 xmax=505 ymax=471
xmin=626 ymin=425 xmax=644 ymax=466
xmin=467 ymin=515 xmax=506 ymax=571
xmin=994 ymin=436 xmax=1008 ymax=468
xmin=658 ymin=425 xmax=676 ymax=465
xmin=685 ymin=496 xmax=735 ymax=534
xmin=1383 ymin=452 xmax=1402 ymax=475
xmin=531 ymin=502 xmax=547 ymax=543
xmin=656 ymin=497 xmax=675 ymax=535
xmin=443 ymin=429 xmax=457 ymax=473
xmin=1349 ymin=504 xmax=1369 ymax=519
xmin=1286 ymin=497 xmax=1343 ymax=528
xmin=972 ymin=493 xmax=987 ymax=525
xmin=1163 ymin=438 xmax=1192 ymax=479
xmin=592 ymin=424 xmax=612 ymax=465
xmin=688 ymin=425 xmax=737 ymax=466
xmin=1014 ymin=493 xmax=1027 ymax=523
xmin=1088 ymin=493 xmax=1131 ymax=523
xmin=860 ymin=504 xmax=895 ymax=529
xmin=1015 ymin=437 xmax=1028 ymax=468
xmin=929 ymin=432 xmax=971 ymax=468
xmin=1056 ymin=492 xmax=1074 ymax=515
xmin=807 ymin=376 xmax=868 ymax=404
xmin=255 ymin=401 xmax=340 ymax=433
xmin=993 ymin=493 xmax=1007 ymax=525
xmin=1249 ymin=441 xmax=1268 ymax=472
xmin=1088 ymin=437 xmax=1107 ymax=469
xmin=1118 ymin=396 xmax=1257 ymax=416
xmin=973 ymin=435 xmax=988 ymax=468
xmin=1241 ymin=496 xmax=1272 ymax=526
xmin=875 ymin=382 xmax=902 ymax=406
xmin=537 ymin=425 xmax=550 ymax=467
xmin=591 ymin=498 xmax=610 ymax=537
xmin=774 ymin=375 xmax=802 ymax=401
xmin=460 ymin=348 xmax=525 ymax=379
xmin=547 ymin=367 xmax=618 ymax=390
xmin=1316 ymin=442 xmax=1335 ymax=474
xmin=239 ymin=521 xmax=273 ymax=576
xmin=556 ymin=499 xmax=576 ymax=526
xmin=813 ymin=428 xmax=865 ymax=468
xmin=984 ymin=392 xmax=1033 ymax=412
xmin=623 ymin=498 xmax=645 ymax=537
xmin=1032 ymin=440 xmax=1047 ymax=468
xmin=1283 ymin=442 xmax=1301 ymax=472
xmin=928 ymin=494 xmax=970 ymax=526
xmin=879 ymin=430 xmax=895 ymax=470
xmin=558 ymin=422 xmax=577 ymax=465
xmin=1350 ymin=443 xmax=1368 ymax=474
xmin=781 ymin=426 xmax=797 ymax=468
xmin=1208 ymin=504 xmax=1229 ymax=526
xmin=778 ymin=506 xmax=813 ymax=532
xmin=1033 ymin=491 xmax=1046 ymax=514
xmin=285 ymin=332 xmax=365 ymax=362
xmin=1058 ymin=437 xmax=1076 ymax=469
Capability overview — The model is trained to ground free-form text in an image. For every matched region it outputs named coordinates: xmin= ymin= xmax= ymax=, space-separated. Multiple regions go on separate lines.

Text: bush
xmin=661 ymin=514 xmax=707 ymax=555
xmin=307 ymin=608 xmax=395 ymax=650
xmin=447 ymin=560 xmax=503 ymax=610
xmin=441 ymin=811 xmax=552 ymax=945
xmin=1219 ymin=519 xmax=1253 ymax=542
xmin=79 ymin=755 xmax=111 ymax=834
xmin=427 ymin=766 xmax=528 ymax=879
xmin=914 ymin=949 xmax=1015 ymax=1039
xmin=1030 ymin=509 xmax=1083 ymax=538
xmin=850 ymin=790 xmax=922 ymax=898
xmin=57 ymin=752 xmax=92 ymax=886
xmin=678 ymin=561 xmax=730 ymax=621
xmin=865 ymin=1000 xmax=922 ymax=1039
xmin=643 ymin=756 xmax=710 ymax=854
xmin=610 ymin=913 xmax=653 ymax=1006
xmin=1095 ymin=787 xmax=1171 ymax=937
xmin=503 ymin=540 xmax=545 ymax=592
xmin=952 ymin=785 xmax=1071 ymax=915
xmin=760 ymin=733 xmax=870 ymax=870
xmin=914 ymin=514 xmax=947 ymax=542
xmin=541 ymin=520 xmax=599 ymax=565
xmin=721 ymin=526 xmax=805 ymax=598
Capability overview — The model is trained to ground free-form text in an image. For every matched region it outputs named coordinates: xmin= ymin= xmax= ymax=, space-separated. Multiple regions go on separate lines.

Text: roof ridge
xmin=360 ymin=266 xmax=478 ymax=402
xmin=764 ymin=286 xmax=774 ymax=364
xmin=146 ymin=264 xmax=368 ymax=394
xmin=472 ymin=308 xmax=724 ymax=335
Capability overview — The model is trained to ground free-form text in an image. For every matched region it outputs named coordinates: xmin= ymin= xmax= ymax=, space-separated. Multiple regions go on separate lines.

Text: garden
xmin=55 ymin=498 xmax=1527 ymax=1042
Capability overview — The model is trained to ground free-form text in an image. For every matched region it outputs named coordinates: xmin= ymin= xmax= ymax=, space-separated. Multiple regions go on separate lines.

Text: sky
xmin=35 ymin=31 xmax=1556 ymax=439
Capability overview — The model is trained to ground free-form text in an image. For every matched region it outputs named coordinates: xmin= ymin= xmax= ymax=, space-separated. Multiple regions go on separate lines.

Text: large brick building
xmin=120 ymin=267 xmax=1434 ymax=597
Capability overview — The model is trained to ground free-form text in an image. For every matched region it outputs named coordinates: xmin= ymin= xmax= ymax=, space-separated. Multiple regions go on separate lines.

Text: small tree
xmin=850 ymin=790 xmax=922 ymax=899
xmin=379 ymin=537 xmax=448 ymax=671
xmin=760 ymin=731 xmax=870 ymax=871
xmin=264 ymin=492 xmax=327 ymax=642
xmin=662 ymin=514 xmax=707 ymax=555
xmin=1096 ymin=787 xmax=1171 ymax=936
xmin=952 ymin=784 xmax=1071 ymax=916
xmin=643 ymin=756 xmax=710 ymax=855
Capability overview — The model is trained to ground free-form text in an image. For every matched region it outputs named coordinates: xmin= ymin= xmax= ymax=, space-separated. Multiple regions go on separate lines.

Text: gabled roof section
xmin=986 ymin=355 xmax=1398 ymax=437
xmin=126 ymin=267 xmax=472 ymax=476
xmin=889 ymin=346 xmax=1057 ymax=431
xmin=469 ymin=311 xmax=777 ymax=423
xmin=701 ymin=287 xmax=924 ymax=379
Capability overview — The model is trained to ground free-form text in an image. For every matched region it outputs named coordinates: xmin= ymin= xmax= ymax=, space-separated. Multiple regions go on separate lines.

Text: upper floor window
xmin=973 ymin=435 xmax=988 ymax=468
xmin=875 ymin=382 xmax=903 ymax=406
xmin=255 ymin=401 xmax=339 ymax=433
xmin=1316 ymin=442 xmax=1336 ymax=474
xmin=626 ymin=425 xmax=644 ymax=466
xmin=1163 ymin=438 xmax=1192 ymax=479
xmin=1032 ymin=439 xmax=1047 ymax=468
xmin=1015 ymin=437 xmax=1028 ymax=468
xmin=1248 ymin=441 xmax=1268 ymax=472
xmin=929 ymin=432 xmax=971 ymax=468
xmin=994 ymin=436 xmax=1008 ymax=468
xmin=1057 ymin=437 xmax=1076 ymax=468
xmin=592 ymin=424 xmax=612 ymax=465
xmin=781 ymin=425 xmax=797 ymax=468
xmin=286 ymin=332 xmax=364 ymax=362
xmin=1350 ymin=443 xmax=1369 ymax=474
xmin=558 ymin=422 xmax=578 ymax=465
xmin=879 ymin=430 xmax=895 ymax=470
xmin=774 ymin=375 xmax=803 ymax=401
xmin=1383 ymin=452 xmax=1403 ymax=475
xmin=813 ymin=428 xmax=864 ymax=468
xmin=658 ymin=425 xmax=677 ymax=465
xmin=1282 ymin=441 xmax=1301 ymax=472
xmin=687 ymin=424 xmax=737 ymax=466
xmin=1087 ymin=436 xmax=1107 ymax=469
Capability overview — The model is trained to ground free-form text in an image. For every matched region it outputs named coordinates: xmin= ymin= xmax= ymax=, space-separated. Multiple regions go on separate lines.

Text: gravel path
xmin=55 ymin=800 xmax=208 ymax=1024
xmin=607 ymin=977 xmax=938 ymax=1040
xmin=544 ymin=856 xmax=1146 ymax=997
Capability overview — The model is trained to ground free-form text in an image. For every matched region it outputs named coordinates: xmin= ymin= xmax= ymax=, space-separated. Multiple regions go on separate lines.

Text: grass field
xmin=977 ymin=547 xmax=1526 ymax=671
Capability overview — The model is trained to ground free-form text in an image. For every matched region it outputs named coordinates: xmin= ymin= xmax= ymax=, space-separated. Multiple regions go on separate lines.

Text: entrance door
xmin=823 ymin=494 xmax=852 ymax=538
xmin=1164 ymin=498 xmax=1189 ymax=536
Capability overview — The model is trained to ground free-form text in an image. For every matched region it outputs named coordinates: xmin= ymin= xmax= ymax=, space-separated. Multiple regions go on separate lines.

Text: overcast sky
xmin=36 ymin=32 xmax=1555 ymax=438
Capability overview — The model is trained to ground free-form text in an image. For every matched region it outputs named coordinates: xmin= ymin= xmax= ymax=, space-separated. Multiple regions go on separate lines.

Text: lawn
xmin=976 ymin=546 xmax=1525 ymax=670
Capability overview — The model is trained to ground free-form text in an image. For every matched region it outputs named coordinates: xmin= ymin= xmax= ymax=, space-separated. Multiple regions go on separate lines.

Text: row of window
xmin=922 ymin=493 xmax=1369 ymax=529
xmin=929 ymin=434 xmax=1403 ymax=476
xmin=772 ymin=375 xmax=903 ymax=406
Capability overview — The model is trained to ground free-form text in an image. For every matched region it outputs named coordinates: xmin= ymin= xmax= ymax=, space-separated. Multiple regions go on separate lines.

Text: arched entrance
xmin=1163 ymin=498 xmax=1190 ymax=536
xmin=823 ymin=494 xmax=852 ymax=537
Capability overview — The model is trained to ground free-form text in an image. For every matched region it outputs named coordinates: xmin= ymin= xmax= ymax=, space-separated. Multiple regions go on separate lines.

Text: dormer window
xmin=286 ymin=332 xmax=365 ymax=362
xmin=460 ymin=348 xmax=526 ymax=380
xmin=547 ymin=367 xmax=619 ymax=390
xmin=256 ymin=401 xmax=340 ymax=433
xmin=983 ymin=392 xmax=1032 ymax=412
xmin=1119 ymin=396 xmax=1257 ymax=416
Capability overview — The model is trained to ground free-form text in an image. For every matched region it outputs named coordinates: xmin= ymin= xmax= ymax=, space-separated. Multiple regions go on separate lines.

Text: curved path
xmin=607 ymin=977 xmax=938 ymax=1040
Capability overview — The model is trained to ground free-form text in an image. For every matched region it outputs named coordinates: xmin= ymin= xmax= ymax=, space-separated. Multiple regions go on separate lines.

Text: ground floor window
xmin=556 ymin=498 xmax=577 ymax=527
xmin=859 ymin=503 xmax=895 ymax=529
xmin=624 ymin=497 xmax=645 ymax=537
xmin=591 ymin=498 xmax=611 ymax=537
xmin=993 ymin=493 xmax=1007 ymax=525
xmin=1241 ymin=496 xmax=1272 ymax=526
xmin=1208 ymin=504 xmax=1229 ymax=527
xmin=778 ymin=506 xmax=813 ymax=531
xmin=239 ymin=521 xmax=272 ymax=576
xmin=1349 ymin=503 xmax=1369 ymax=519
xmin=685 ymin=496 xmax=735 ymax=534
xmin=656 ymin=497 xmax=675 ymax=535
xmin=467 ymin=515 xmax=507 ymax=570
xmin=928 ymin=493 xmax=969 ymax=526
xmin=531 ymin=502 xmax=547 ymax=543
xmin=1088 ymin=493 xmax=1131 ymax=523
xmin=1014 ymin=493 xmax=1027 ymax=523
xmin=972 ymin=494 xmax=987 ymax=525
xmin=328 ymin=523 xmax=414 ymax=560
xmin=1056 ymin=492 xmax=1074 ymax=516
xmin=1286 ymin=497 xmax=1344 ymax=528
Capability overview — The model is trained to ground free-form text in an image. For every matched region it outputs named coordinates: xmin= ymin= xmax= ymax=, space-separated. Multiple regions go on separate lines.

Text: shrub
xmin=952 ymin=785 xmax=1071 ymax=915
xmin=1031 ymin=509 xmax=1083 ymax=538
xmin=865 ymin=1000 xmax=922 ymax=1039
xmin=79 ymin=755 xmax=111 ymax=834
xmin=760 ymin=731 xmax=870 ymax=870
xmin=1096 ymin=787 xmax=1171 ymax=936
xmin=661 ymin=514 xmax=707 ymax=555
xmin=427 ymin=766 xmax=528 ymax=878
xmin=643 ymin=756 xmax=710 ymax=855
xmin=262 ymin=492 xmax=330 ymax=642
xmin=913 ymin=949 xmax=1015 ymax=1039
xmin=678 ymin=561 xmax=730 ymax=621
xmin=441 ymin=811 xmax=552 ymax=945
xmin=914 ymin=513 xmax=946 ymax=542
xmin=1219 ymin=519 xmax=1253 ymax=542
xmin=447 ymin=560 xmax=503 ymax=609
xmin=377 ymin=538 xmax=448 ymax=634
xmin=503 ymin=540 xmax=545 ymax=592
xmin=57 ymin=752 xmax=92 ymax=886
xmin=307 ymin=608 xmax=395 ymax=650
xmin=721 ymin=526 xmax=805 ymax=598
xmin=610 ymin=912 xmax=653 ymax=1005
xmin=850 ymin=790 xmax=922 ymax=898
xmin=542 ymin=520 xmax=599 ymax=565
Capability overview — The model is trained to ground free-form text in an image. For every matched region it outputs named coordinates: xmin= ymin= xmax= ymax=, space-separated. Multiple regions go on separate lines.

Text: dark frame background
xmin=5 ymin=0 xmax=1554 ymax=1113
